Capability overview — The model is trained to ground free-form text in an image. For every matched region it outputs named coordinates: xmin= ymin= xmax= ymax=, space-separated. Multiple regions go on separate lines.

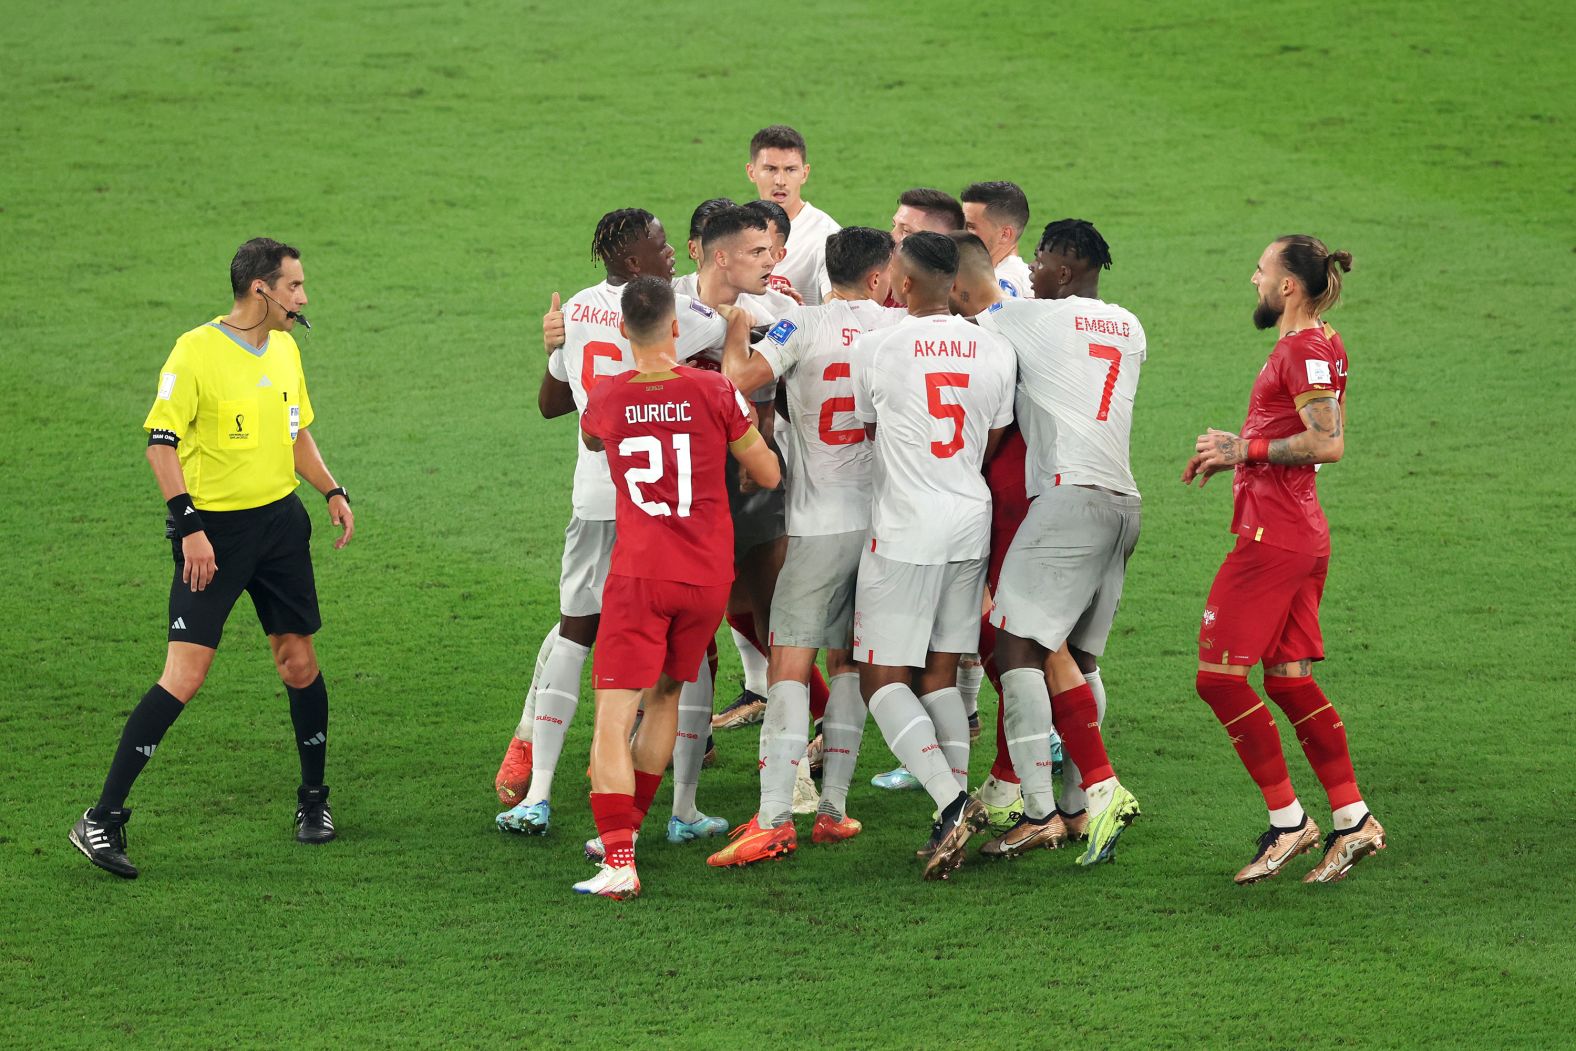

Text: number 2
xmin=1088 ymin=343 xmax=1121 ymax=422
xmin=583 ymin=339 xmax=622 ymax=395
xmin=617 ymin=434 xmax=692 ymax=518
xmin=818 ymin=362 xmax=864 ymax=446
xmin=926 ymin=372 xmax=970 ymax=458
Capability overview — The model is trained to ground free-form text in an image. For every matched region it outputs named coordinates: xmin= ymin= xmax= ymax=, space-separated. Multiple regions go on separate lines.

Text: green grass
xmin=3 ymin=1 xmax=1574 ymax=1047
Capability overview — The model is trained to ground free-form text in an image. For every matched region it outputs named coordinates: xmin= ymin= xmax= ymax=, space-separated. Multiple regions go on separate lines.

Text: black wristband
xmin=166 ymin=493 xmax=205 ymax=538
xmin=325 ymin=486 xmax=349 ymax=506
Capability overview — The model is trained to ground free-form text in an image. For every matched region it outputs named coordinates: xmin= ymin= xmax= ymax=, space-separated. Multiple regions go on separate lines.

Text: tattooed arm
xmin=1184 ymin=395 xmax=1344 ymax=486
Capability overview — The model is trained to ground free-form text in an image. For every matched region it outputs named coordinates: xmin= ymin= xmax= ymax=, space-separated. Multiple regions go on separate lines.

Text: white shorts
xmin=989 ymin=486 xmax=1141 ymax=656
xmin=558 ymin=516 xmax=615 ymax=618
xmin=852 ymin=548 xmax=986 ymax=668
xmin=769 ymin=530 xmax=865 ymax=650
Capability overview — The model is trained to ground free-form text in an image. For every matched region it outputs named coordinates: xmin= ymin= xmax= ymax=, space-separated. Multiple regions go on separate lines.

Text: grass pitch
xmin=2 ymin=2 xmax=1574 ymax=1047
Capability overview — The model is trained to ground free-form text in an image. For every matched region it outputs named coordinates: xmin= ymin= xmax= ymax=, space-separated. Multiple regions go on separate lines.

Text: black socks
xmin=287 ymin=673 xmax=329 ymax=787
xmin=94 ymin=684 xmax=186 ymax=815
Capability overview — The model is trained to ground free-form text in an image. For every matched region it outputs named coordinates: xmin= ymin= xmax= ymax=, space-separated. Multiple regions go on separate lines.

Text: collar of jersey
xmin=208 ymin=319 xmax=270 ymax=357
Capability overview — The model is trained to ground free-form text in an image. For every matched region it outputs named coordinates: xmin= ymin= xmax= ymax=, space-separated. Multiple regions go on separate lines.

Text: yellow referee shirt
xmin=143 ymin=319 xmax=315 ymax=511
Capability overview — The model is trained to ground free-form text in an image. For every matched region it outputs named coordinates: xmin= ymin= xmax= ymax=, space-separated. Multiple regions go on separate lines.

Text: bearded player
xmin=706 ymin=227 xmax=907 ymax=867
xmin=494 ymin=209 xmax=747 ymax=842
xmin=1183 ymin=235 xmax=1384 ymax=885
xmin=574 ymin=277 xmax=781 ymax=899
xmin=851 ymin=232 xmax=1015 ymax=880
xmin=975 ymin=219 xmax=1145 ymax=867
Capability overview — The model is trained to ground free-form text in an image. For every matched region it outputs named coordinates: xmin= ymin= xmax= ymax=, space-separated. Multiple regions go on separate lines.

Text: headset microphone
xmin=257 ymin=287 xmax=312 ymax=330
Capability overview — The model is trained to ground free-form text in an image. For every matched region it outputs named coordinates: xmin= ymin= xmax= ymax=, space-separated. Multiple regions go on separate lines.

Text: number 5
xmin=926 ymin=372 xmax=970 ymax=458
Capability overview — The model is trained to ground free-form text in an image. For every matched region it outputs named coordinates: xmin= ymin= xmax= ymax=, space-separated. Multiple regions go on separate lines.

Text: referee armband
xmin=148 ymin=428 xmax=180 ymax=448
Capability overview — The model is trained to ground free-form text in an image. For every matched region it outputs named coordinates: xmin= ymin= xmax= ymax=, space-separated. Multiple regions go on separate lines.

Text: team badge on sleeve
xmin=690 ymin=300 xmax=716 ymax=318
xmin=998 ymin=278 xmax=1020 ymax=298
xmin=766 ymin=318 xmax=798 ymax=345
xmin=158 ymin=372 xmax=177 ymax=400
xmin=986 ymin=301 xmax=1003 ymax=313
xmin=1305 ymin=359 xmax=1332 ymax=385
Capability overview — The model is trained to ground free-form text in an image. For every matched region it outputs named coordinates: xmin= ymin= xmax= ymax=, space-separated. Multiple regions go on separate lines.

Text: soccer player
xmin=746 ymin=124 xmax=840 ymax=305
xmin=850 ymin=232 xmax=1016 ymax=880
xmin=890 ymin=187 xmax=965 ymax=244
xmin=1182 ymin=235 xmax=1384 ymax=885
xmin=574 ymin=277 xmax=781 ymax=899
xmin=961 ymin=181 xmax=1034 ymax=299
xmin=683 ymin=197 xmax=737 ymax=271
xmin=70 ymin=238 xmax=355 ymax=879
xmin=975 ymin=219 xmax=1145 ymax=867
xmin=494 ymin=209 xmax=747 ymax=843
xmin=744 ymin=198 xmax=793 ymax=272
xmin=705 ymin=227 xmax=906 ymax=866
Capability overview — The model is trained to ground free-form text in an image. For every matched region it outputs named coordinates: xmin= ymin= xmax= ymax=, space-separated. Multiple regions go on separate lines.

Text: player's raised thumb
xmin=550 ymin=291 xmax=561 ymax=312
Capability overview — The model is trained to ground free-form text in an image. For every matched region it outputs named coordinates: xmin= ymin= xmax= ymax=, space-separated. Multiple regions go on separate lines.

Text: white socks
xmin=514 ymin=624 xmax=561 ymax=740
xmin=524 ymin=634 xmax=590 ymax=805
xmin=1085 ymin=776 xmax=1119 ymax=819
xmin=817 ymin=673 xmax=865 ymax=821
xmin=1271 ymin=799 xmax=1308 ymax=828
xmin=956 ymin=659 xmax=983 ymax=721
xmin=868 ymin=682 xmax=958 ymax=811
xmin=1001 ymin=667 xmax=1057 ymax=820
xmin=759 ymin=680 xmax=811 ymax=828
xmin=918 ymin=687 xmax=970 ymax=790
xmin=732 ymin=627 xmax=768 ymax=696
xmin=671 ymin=655 xmax=715 ymax=824
xmin=1332 ymin=801 xmax=1367 ymax=831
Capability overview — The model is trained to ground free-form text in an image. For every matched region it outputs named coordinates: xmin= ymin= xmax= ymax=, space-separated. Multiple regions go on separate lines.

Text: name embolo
xmin=912 ymin=339 xmax=977 ymax=358
xmin=625 ymin=401 xmax=693 ymax=424
xmin=1074 ymin=316 xmax=1131 ymax=338
xmin=570 ymin=303 xmax=621 ymax=327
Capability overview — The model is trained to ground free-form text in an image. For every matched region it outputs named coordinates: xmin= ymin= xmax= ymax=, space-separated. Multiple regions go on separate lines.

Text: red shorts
xmin=1198 ymin=537 xmax=1328 ymax=668
xmin=592 ymin=574 xmax=730 ymax=690
xmin=986 ymin=429 xmax=1030 ymax=594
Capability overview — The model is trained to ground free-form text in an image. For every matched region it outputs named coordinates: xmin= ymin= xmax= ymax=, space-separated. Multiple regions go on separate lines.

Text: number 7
xmin=1088 ymin=343 xmax=1121 ymax=422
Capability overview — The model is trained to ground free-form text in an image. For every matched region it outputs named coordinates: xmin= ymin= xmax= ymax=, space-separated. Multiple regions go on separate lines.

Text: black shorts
xmin=167 ymin=492 xmax=322 ymax=649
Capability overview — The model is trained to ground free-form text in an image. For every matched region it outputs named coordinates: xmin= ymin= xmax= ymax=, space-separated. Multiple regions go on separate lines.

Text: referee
xmin=70 ymin=238 xmax=355 ymax=879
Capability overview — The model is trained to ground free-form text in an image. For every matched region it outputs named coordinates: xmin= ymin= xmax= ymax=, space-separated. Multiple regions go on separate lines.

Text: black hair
xmin=620 ymin=275 xmax=676 ymax=343
xmin=825 ymin=227 xmax=895 ymax=288
xmin=960 ymin=181 xmax=1030 ymax=234
xmin=744 ymin=199 xmax=791 ymax=241
xmin=946 ymin=230 xmax=994 ymax=275
xmin=699 ymin=205 xmax=769 ymax=254
xmin=1276 ymin=235 xmax=1353 ymax=315
xmin=749 ymin=124 xmax=807 ymax=161
xmin=1037 ymin=219 xmax=1112 ymax=270
xmin=900 ymin=231 xmax=959 ymax=278
xmin=230 ymin=237 xmax=300 ymax=298
xmin=592 ymin=208 xmax=656 ymax=265
xmin=898 ymin=188 xmax=965 ymax=231
xmin=688 ymin=198 xmax=736 ymax=241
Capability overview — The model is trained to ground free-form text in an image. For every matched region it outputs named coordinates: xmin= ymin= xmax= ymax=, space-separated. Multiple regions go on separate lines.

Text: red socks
xmin=589 ymin=792 xmax=637 ymax=868
xmin=1196 ymin=672 xmax=1296 ymax=809
xmin=631 ymin=769 xmax=663 ymax=826
xmin=1050 ymin=683 xmax=1113 ymax=788
xmin=1264 ymin=675 xmax=1361 ymax=809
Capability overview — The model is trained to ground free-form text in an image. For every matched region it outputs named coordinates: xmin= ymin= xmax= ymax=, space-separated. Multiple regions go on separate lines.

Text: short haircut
xmin=621 ymin=275 xmax=676 ymax=344
xmin=744 ymin=199 xmax=791 ymax=241
xmin=960 ymin=181 xmax=1030 ymax=234
xmin=700 ymin=205 xmax=769 ymax=254
xmin=750 ymin=124 xmax=807 ymax=161
xmin=946 ymin=230 xmax=994 ymax=276
xmin=230 ymin=238 xmax=300 ymax=298
xmin=1276 ymin=235 xmax=1353 ymax=315
xmin=593 ymin=208 xmax=656 ymax=264
xmin=1037 ymin=219 xmax=1113 ymax=270
xmin=688 ymin=198 xmax=736 ymax=241
xmin=900 ymin=231 xmax=960 ymax=279
xmin=825 ymin=227 xmax=895 ymax=288
xmin=898 ymin=188 xmax=965 ymax=231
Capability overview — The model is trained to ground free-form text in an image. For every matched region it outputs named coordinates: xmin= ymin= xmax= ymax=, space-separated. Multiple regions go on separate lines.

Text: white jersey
xmin=769 ymin=201 xmax=840 ymax=306
xmin=978 ymin=295 xmax=1146 ymax=497
xmin=755 ymin=299 xmax=908 ymax=536
xmin=852 ymin=314 xmax=1015 ymax=564
xmin=995 ymin=255 xmax=1034 ymax=300
xmin=562 ymin=280 xmax=727 ymax=519
xmin=669 ymin=273 xmax=791 ymax=400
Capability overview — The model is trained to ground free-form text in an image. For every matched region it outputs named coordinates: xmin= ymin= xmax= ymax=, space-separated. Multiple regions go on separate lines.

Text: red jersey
xmin=581 ymin=366 xmax=755 ymax=586
xmin=1231 ymin=326 xmax=1348 ymax=556
xmin=985 ymin=425 xmax=1030 ymax=593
